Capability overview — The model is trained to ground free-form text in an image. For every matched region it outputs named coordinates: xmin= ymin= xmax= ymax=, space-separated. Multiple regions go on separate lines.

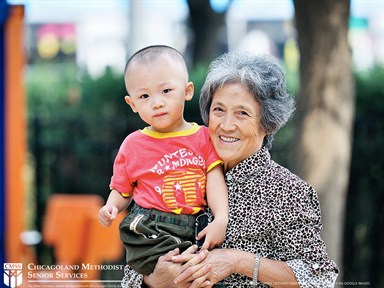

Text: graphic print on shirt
xmin=149 ymin=148 xmax=207 ymax=214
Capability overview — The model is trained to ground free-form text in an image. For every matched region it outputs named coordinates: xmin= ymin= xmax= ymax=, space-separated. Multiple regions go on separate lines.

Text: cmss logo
xmin=3 ymin=263 xmax=22 ymax=288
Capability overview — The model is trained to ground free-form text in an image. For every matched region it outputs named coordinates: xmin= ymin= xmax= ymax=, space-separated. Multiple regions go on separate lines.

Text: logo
xmin=3 ymin=263 xmax=23 ymax=288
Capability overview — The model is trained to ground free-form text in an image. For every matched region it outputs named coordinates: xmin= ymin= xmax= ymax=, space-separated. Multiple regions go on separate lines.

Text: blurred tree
xmin=186 ymin=0 xmax=233 ymax=65
xmin=344 ymin=66 xmax=384 ymax=286
xmin=292 ymin=0 xmax=354 ymax=278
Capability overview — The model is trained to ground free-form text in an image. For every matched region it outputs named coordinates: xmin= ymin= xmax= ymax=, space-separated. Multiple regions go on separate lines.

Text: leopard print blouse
xmin=122 ymin=147 xmax=339 ymax=287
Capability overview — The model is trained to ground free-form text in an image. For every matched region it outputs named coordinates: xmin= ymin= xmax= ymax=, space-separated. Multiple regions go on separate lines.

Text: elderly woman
xmin=122 ymin=52 xmax=339 ymax=288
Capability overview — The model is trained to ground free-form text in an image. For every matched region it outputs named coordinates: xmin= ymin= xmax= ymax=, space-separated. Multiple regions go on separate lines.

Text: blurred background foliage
xmin=344 ymin=65 xmax=384 ymax=283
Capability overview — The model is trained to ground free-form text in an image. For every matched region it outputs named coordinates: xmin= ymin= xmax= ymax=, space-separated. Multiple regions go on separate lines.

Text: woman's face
xmin=209 ymin=83 xmax=266 ymax=171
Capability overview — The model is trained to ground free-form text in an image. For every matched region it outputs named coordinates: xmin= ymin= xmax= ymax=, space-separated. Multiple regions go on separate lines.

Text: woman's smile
xmin=219 ymin=135 xmax=239 ymax=143
xmin=209 ymin=83 xmax=266 ymax=171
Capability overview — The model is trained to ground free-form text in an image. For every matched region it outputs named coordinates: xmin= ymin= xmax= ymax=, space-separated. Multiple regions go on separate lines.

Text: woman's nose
xmin=220 ymin=114 xmax=236 ymax=131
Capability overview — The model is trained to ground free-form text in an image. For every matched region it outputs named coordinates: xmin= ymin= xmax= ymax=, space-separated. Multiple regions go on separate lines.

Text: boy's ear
xmin=185 ymin=82 xmax=194 ymax=101
xmin=124 ymin=95 xmax=138 ymax=113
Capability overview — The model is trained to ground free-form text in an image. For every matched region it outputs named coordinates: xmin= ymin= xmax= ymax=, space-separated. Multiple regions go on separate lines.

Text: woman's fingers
xmin=174 ymin=263 xmax=212 ymax=285
xmin=144 ymin=248 xmax=184 ymax=288
xmin=189 ymin=278 xmax=213 ymax=288
xmin=174 ymin=250 xmax=210 ymax=284
xmin=185 ymin=265 xmax=215 ymax=288
xmin=182 ymin=244 xmax=199 ymax=255
xmin=190 ymin=269 xmax=221 ymax=288
xmin=172 ymin=245 xmax=199 ymax=263
xmin=161 ymin=248 xmax=181 ymax=262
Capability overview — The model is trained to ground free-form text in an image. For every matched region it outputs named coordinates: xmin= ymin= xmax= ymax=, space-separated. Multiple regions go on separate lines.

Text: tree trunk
xmin=292 ymin=0 xmax=354 ymax=280
xmin=186 ymin=0 xmax=230 ymax=65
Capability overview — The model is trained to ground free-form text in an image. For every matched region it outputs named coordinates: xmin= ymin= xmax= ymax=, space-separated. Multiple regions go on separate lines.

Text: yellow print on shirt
xmin=162 ymin=168 xmax=206 ymax=214
xmin=149 ymin=148 xmax=205 ymax=175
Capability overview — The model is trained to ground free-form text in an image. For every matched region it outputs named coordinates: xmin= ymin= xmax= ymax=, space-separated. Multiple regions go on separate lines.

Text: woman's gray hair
xmin=199 ymin=52 xmax=295 ymax=150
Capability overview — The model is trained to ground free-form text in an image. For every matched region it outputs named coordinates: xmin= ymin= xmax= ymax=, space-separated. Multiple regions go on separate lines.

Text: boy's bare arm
xmin=98 ymin=189 xmax=131 ymax=226
xmin=198 ymin=165 xmax=228 ymax=249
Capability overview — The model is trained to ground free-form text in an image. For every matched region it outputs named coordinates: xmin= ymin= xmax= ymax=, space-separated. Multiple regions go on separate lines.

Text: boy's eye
xmin=139 ymin=94 xmax=149 ymax=99
xmin=163 ymin=89 xmax=172 ymax=94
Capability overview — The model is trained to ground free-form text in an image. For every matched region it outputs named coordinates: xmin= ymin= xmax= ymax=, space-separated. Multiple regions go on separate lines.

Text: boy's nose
xmin=152 ymin=96 xmax=164 ymax=109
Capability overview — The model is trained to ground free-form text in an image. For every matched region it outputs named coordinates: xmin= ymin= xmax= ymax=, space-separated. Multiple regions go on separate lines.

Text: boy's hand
xmin=196 ymin=219 xmax=227 ymax=250
xmin=98 ymin=205 xmax=118 ymax=227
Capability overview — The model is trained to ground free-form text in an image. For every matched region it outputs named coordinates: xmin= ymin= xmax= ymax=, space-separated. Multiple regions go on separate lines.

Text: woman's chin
xmin=217 ymin=149 xmax=237 ymax=163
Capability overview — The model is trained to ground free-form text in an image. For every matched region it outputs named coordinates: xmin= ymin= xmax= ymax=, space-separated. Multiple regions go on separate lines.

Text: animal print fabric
xmin=122 ymin=147 xmax=339 ymax=287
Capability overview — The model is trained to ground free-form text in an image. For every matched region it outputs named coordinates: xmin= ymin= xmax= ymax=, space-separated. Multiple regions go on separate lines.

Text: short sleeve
xmin=109 ymin=148 xmax=134 ymax=195
xmin=202 ymin=126 xmax=222 ymax=172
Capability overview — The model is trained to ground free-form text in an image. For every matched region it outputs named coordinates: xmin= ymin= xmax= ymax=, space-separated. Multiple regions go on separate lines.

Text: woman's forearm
xmin=232 ymin=250 xmax=299 ymax=288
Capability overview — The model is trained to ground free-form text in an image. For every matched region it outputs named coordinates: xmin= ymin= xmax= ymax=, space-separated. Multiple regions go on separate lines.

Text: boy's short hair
xmin=125 ymin=45 xmax=187 ymax=75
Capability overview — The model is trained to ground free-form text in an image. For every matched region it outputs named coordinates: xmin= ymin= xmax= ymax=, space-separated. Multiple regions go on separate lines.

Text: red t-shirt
xmin=110 ymin=123 xmax=222 ymax=215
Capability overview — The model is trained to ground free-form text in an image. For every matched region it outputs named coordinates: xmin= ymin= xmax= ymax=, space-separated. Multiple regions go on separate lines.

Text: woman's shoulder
xmin=265 ymin=161 xmax=323 ymax=229
xmin=268 ymin=161 xmax=320 ymax=207
xmin=270 ymin=160 xmax=314 ymax=190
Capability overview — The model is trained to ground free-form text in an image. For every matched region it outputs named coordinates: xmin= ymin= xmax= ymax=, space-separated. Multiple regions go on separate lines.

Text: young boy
xmin=98 ymin=45 xmax=228 ymax=276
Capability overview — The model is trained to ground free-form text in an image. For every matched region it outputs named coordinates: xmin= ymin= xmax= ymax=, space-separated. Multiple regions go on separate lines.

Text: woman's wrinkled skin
xmin=144 ymin=245 xmax=214 ymax=288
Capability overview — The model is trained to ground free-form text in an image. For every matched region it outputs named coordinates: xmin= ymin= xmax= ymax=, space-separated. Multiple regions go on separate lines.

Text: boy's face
xmin=124 ymin=55 xmax=194 ymax=133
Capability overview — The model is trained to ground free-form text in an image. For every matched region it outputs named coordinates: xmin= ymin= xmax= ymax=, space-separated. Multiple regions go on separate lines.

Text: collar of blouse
xmin=224 ymin=146 xmax=270 ymax=185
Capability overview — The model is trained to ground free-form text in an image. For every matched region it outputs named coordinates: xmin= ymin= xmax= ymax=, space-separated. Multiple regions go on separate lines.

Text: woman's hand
xmin=173 ymin=248 xmax=236 ymax=287
xmin=144 ymin=245 xmax=212 ymax=288
xmin=144 ymin=248 xmax=181 ymax=288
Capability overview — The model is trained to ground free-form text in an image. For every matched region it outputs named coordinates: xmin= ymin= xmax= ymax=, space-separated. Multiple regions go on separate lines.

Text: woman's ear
xmin=125 ymin=95 xmax=138 ymax=113
xmin=185 ymin=82 xmax=194 ymax=101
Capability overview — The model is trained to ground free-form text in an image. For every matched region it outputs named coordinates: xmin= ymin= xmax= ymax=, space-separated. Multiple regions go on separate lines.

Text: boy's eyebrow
xmin=158 ymin=81 xmax=176 ymax=86
xmin=129 ymin=87 xmax=149 ymax=96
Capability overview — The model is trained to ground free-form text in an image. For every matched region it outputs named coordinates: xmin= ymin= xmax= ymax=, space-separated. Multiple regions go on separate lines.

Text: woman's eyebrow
xmin=236 ymin=104 xmax=252 ymax=110
xmin=211 ymin=101 xmax=224 ymax=106
xmin=211 ymin=101 xmax=254 ymax=111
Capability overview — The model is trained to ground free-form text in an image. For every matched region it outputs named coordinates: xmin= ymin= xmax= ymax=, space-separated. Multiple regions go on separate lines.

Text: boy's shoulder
xmin=121 ymin=129 xmax=144 ymax=145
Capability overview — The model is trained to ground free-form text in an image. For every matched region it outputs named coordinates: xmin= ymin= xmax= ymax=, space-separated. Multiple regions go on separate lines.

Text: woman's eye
xmin=237 ymin=111 xmax=249 ymax=117
xmin=211 ymin=107 xmax=225 ymax=115
xmin=212 ymin=107 xmax=223 ymax=112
